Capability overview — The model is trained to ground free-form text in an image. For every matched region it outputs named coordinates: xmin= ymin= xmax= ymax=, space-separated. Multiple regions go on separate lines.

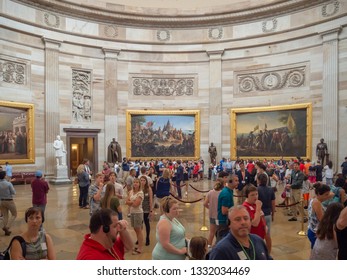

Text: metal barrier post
xmin=297 ymin=198 xmax=307 ymax=236
xmin=200 ymin=195 xmax=208 ymax=231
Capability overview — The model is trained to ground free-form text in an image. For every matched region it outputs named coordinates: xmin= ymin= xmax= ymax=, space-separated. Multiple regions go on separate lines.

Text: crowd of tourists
xmin=0 ymin=156 xmax=347 ymax=260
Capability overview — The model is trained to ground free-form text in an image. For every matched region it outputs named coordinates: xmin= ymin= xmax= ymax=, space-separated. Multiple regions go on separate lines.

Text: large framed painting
xmin=0 ymin=101 xmax=34 ymax=164
xmin=126 ymin=110 xmax=200 ymax=160
xmin=231 ymin=103 xmax=312 ymax=160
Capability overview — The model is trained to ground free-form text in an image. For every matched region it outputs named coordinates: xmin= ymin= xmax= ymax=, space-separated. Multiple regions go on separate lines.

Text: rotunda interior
xmin=0 ymin=0 xmax=346 ymax=260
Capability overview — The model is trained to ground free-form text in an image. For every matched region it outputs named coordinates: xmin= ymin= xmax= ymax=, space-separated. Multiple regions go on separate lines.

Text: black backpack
xmin=0 ymin=236 xmax=26 ymax=260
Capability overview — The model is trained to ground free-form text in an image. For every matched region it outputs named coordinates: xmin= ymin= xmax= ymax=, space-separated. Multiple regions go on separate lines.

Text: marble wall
xmin=0 ymin=0 xmax=346 ymax=174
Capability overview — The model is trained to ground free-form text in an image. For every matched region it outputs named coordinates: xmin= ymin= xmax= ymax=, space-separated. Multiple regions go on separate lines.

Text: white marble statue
xmin=53 ymin=135 xmax=66 ymax=166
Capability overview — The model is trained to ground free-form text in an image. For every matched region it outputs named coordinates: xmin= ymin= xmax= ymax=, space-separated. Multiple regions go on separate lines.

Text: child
xmin=302 ymin=175 xmax=312 ymax=209
xmin=188 ymin=236 xmax=209 ymax=260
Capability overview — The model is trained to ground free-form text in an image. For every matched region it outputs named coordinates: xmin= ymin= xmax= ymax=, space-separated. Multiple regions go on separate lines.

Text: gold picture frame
xmin=126 ymin=110 xmax=200 ymax=160
xmin=0 ymin=101 xmax=35 ymax=164
xmin=231 ymin=103 xmax=312 ymax=160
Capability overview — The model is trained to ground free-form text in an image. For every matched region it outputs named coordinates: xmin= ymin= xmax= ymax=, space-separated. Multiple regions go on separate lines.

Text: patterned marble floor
xmin=0 ymin=179 xmax=312 ymax=260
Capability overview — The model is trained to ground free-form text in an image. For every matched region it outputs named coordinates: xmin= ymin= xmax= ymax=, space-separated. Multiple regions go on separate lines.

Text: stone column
xmin=42 ymin=38 xmax=61 ymax=177
xmin=103 ymin=48 xmax=121 ymax=161
xmin=321 ymin=28 xmax=340 ymax=170
xmin=207 ymin=50 xmax=224 ymax=162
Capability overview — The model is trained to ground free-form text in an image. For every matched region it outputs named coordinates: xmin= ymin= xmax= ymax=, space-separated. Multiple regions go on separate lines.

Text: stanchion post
xmin=297 ymin=198 xmax=307 ymax=236
xmin=185 ymin=182 xmax=188 ymax=198
xmin=200 ymin=195 xmax=208 ymax=231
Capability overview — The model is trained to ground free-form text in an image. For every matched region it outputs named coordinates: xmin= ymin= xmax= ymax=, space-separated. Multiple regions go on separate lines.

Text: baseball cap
xmin=35 ymin=170 xmax=43 ymax=177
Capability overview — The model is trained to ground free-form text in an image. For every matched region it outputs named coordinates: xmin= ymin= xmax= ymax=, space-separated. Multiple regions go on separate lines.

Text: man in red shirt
xmin=77 ymin=208 xmax=133 ymax=260
xmin=31 ymin=170 xmax=49 ymax=215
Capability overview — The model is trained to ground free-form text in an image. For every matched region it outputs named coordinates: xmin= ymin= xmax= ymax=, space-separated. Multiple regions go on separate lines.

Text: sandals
xmin=132 ymin=248 xmax=142 ymax=255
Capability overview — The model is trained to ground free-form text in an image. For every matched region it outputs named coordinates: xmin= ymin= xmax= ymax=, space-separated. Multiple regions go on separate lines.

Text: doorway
xmin=63 ymin=128 xmax=100 ymax=178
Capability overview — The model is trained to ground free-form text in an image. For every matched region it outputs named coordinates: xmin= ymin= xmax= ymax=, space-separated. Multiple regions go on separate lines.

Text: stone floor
xmin=0 ymin=179 xmax=312 ymax=260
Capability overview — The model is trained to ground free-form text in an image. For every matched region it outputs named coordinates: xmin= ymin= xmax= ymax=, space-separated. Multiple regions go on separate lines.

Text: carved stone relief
xmin=130 ymin=74 xmax=197 ymax=96
xmin=0 ymin=58 xmax=26 ymax=85
xmin=322 ymin=1 xmax=340 ymax=17
xmin=237 ymin=67 xmax=306 ymax=93
xmin=72 ymin=70 xmax=92 ymax=122
xmin=262 ymin=18 xmax=278 ymax=33
xmin=44 ymin=12 xmax=60 ymax=28
xmin=104 ymin=25 xmax=118 ymax=38
xmin=157 ymin=30 xmax=170 ymax=41
xmin=208 ymin=27 xmax=223 ymax=40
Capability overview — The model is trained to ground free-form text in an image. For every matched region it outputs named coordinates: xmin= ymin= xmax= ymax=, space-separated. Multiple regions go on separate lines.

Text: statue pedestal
xmin=49 ymin=165 xmax=71 ymax=185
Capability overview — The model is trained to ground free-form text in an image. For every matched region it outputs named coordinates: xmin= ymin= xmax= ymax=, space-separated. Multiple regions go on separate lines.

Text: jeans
xmin=143 ymin=212 xmax=150 ymax=241
xmin=176 ymin=180 xmax=182 ymax=198
xmin=79 ymin=185 xmax=89 ymax=207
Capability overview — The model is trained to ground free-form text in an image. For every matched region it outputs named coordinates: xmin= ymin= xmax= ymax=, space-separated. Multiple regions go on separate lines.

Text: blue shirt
xmin=5 ymin=165 xmax=12 ymax=177
xmin=217 ymin=187 xmax=234 ymax=225
xmin=0 ymin=179 xmax=16 ymax=199
xmin=257 ymin=184 xmax=275 ymax=216
xmin=209 ymin=232 xmax=272 ymax=260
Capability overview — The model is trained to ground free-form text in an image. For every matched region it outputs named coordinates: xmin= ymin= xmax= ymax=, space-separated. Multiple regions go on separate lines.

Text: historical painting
xmin=126 ymin=110 xmax=200 ymax=160
xmin=231 ymin=103 xmax=312 ymax=160
xmin=0 ymin=101 xmax=34 ymax=164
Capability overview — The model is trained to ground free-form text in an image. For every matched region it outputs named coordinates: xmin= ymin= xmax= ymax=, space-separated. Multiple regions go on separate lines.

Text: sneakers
xmin=288 ymin=217 xmax=297 ymax=222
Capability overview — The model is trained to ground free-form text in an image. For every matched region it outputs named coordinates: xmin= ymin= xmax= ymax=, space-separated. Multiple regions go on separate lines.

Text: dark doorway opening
xmin=63 ymin=128 xmax=100 ymax=178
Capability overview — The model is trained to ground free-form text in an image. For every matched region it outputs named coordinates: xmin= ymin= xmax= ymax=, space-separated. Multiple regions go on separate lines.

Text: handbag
xmin=0 ymin=236 xmax=26 ymax=260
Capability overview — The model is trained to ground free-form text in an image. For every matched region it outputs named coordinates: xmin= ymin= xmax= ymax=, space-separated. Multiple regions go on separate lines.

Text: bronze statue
xmin=208 ymin=142 xmax=217 ymax=164
xmin=107 ymin=138 xmax=122 ymax=164
xmin=316 ymin=138 xmax=328 ymax=166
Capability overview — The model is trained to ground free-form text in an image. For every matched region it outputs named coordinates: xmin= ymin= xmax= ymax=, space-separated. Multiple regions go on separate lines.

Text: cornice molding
xmin=13 ymin=0 xmax=331 ymax=28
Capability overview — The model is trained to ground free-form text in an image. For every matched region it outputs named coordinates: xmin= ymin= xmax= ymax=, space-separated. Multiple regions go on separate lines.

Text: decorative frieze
xmin=322 ymin=1 xmax=340 ymax=17
xmin=237 ymin=66 xmax=306 ymax=93
xmin=44 ymin=12 xmax=60 ymax=28
xmin=0 ymin=58 xmax=27 ymax=86
xmin=157 ymin=30 xmax=170 ymax=41
xmin=262 ymin=18 xmax=278 ymax=33
xmin=104 ymin=25 xmax=118 ymax=38
xmin=72 ymin=69 xmax=92 ymax=122
xmin=130 ymin=74 xmax=197 ymax=96
xmin=208 ymin=27 xmax=223 ymax=40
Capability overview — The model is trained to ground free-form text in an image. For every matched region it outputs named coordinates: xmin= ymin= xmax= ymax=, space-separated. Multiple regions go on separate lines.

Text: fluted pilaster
xmin=103 ymin=48 xmax=121 ymax=158
xmin=207 ymin=50 xmax=224 ymax=161
xmin=321 ymin=28 xmax=340 ymax=170
xmin=42 ymin=37 xmax=61 ymax=176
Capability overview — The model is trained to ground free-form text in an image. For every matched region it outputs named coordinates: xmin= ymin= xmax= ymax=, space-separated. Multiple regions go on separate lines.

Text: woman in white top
xmin=125 ymin=178 xmax=144 ymax=254
xmin=324 ymin=161 xmax=334 ymax=186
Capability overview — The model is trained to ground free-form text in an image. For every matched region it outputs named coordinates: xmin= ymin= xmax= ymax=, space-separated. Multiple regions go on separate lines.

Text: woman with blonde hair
xmin=203 ymin=178 xmax=224 ymax=246
xmin=152 ymin=196 xmax=187 ymax=260
xmin=76 ymin=163 xmax=90 ymax=209
xmin=101 ymin=182 xmax=122 ymax=220
xmin=126 ymin=178 xmax=144 ymax=254
xmin=156 ymin=168 xmax=174 ymax=204
xmin=140 ymin=175 xmax=153 ymax=246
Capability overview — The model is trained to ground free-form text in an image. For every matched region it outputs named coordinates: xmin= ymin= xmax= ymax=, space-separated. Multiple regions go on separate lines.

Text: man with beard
xmin=76 ymin=209 xmax=133 ymax=260
xmin=209 ymin=205 xmax=272 ymax=260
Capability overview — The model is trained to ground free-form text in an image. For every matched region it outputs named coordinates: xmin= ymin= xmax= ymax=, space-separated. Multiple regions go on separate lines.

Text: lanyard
xmin=237 ymin=237 xmax=255 ymax=260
